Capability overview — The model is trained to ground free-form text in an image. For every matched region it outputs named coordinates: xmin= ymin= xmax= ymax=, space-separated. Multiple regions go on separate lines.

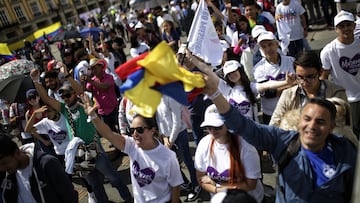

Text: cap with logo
xmin=200 ymin=104 xmax=225 ymax=127
xmin=334 ymin=10 xmax=354 ymax=27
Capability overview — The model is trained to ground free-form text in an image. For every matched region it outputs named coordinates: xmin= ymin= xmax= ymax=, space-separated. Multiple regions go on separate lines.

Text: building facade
xmin=0 ymin=0 xmax=110 ymax=46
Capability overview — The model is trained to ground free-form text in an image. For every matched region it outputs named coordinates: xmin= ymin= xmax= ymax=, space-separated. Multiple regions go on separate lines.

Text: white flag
xmin=187 ymin=0 xmax=223 ymax=66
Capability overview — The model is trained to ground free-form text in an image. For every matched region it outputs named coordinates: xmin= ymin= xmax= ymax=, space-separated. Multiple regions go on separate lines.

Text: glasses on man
xmin=129 ymin=126 xmax=151 ymax=134
xmin=205 ymin=125 xmax=224 ymax=131
xmin=296 ymin=73 xmax=318 ymax=83
xmin=27 ymin=95 xmax=38 ymax=100
xmin=61 ymin=93 xmax=73 ymax=99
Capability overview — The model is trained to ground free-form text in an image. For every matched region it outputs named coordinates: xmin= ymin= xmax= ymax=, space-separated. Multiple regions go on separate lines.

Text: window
xmin=0 ymin=9 xmax=10 ymax=26
xmin=14 ymin=6 xmax=26 ymax=22
xmin=44 ymin=0 xmax=54 ymax=10
xmin=29 ymin=2 xmax=41 ymax=17
xmin=59 ymin=0 xmax=68 ymax=6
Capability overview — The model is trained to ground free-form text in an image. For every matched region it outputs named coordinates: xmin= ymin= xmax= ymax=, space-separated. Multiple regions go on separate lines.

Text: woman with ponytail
xmin=194 ymin=104 xmax=264 ymax=203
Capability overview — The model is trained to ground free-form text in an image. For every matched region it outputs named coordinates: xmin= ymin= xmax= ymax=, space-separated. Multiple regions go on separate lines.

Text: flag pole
xmin=180 ymin=41 xmax=189 ymax=66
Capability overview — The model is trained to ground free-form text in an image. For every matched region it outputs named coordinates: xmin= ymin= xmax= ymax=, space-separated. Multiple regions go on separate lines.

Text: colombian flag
xmin=33 ymin=22 xmax=63 ymax=43
xmin=0 ymin=43 xmax=16 ymax=61
xmin=116 ymin=41 xmax=205 ymax=117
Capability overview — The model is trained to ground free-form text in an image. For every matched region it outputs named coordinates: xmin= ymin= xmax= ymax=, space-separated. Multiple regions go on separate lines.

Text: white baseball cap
xmin=334 ymin=10 xmax=354 ymax=27
xmin=223 ymin=60 xmax=240 ymax=77
xmin=257 ymin=31 xmax=276 ymax=43
xmin=251 ymin=25 xmax=266 ymax=39
xmin=200 ymin=104 xmax=225 ymax=127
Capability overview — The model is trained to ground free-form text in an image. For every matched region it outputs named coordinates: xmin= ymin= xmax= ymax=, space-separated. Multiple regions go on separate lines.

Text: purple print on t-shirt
xmin=48 ymin=130 xmax=67 ymax=144
xmin=265 ymin=73 xmax=286 ymax=81
xmin=132 ymin=161 xmax=155 ymax=187
xmin=207 ymin=166 xmax=230 ymax=183
xmin=228 ymin=99 xmax=251 ymax=115
xmin=339 ymin=54 xmax=360 ymax=76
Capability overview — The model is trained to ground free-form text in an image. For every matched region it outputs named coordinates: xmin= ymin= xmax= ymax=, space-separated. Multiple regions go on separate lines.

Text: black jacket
xmin=1 ymin=144 xmax=78 ymax=203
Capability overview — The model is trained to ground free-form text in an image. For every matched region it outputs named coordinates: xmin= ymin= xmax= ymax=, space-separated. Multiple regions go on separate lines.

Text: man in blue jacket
xmin=199 ymin=62 xmax=356 ymax=203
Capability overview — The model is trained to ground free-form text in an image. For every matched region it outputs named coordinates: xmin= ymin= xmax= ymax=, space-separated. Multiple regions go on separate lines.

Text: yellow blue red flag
xmin=0 ymin=43 xmax=16 ymax=61
xmin=119 ymin=41 xmax=205 ymax=117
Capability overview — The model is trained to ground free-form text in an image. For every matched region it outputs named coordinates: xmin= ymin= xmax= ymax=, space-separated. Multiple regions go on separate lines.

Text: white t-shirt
xmin=320 ymin=38 xmax=360 ymax=102
xmin=123 ymin=136 xmax=183 ymax=203
xmin=253 ymin=55 xmax=295 ymax=115
xmin=275 ymin=0 xmax=305 ymax=41
xmin=260 ymin=11 xmax=276 ymax=25
xmin=34 ymin=114 xmax=70 ymax=155
xmin=48 ymin=89 xmax=64 ymax=103
xmin=101 ymin=52 xmax=122 ymax=88
xmin=194 ymin=134 xmax=264 ymax=203
xmin=130 ymin=42 xmax=150 ymax=58
xmin=218 ymin=79 xmax=259 ymax=121
xmin=156 ymin=95 xmax=187 ymax=143
xmin=355 ymin=18 xmax=360 ymax=39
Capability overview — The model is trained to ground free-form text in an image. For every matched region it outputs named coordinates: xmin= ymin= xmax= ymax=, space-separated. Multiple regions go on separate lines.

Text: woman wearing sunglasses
xmin=81 ymin=94 xmax=184 ymax=203
xmin=194 ymin=104 xmax=264 ymax=203
xmin=24 ymin=89 xmax=55 ymax=155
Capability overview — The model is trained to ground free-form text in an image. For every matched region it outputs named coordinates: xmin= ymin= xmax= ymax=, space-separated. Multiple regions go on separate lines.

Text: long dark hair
xmin=237 ymin=15 xmax=251 ymax=35
xmin=224 ymin=65 xmax=257 ymax=104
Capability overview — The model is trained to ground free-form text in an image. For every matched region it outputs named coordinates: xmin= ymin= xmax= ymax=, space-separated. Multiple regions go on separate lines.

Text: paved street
xmin=50 ymin=24 xmax=337 ymax=203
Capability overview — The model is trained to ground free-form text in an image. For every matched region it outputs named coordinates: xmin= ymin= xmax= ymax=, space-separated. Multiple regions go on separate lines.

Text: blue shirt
xmin=303 ymin=144 xmax=337 ymax=186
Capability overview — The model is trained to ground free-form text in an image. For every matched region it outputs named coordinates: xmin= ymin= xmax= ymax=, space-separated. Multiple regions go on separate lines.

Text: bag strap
xmin=277 ymin=135 xmax=301 ymax=173
xmin=66 ymin=107 xmax=76 ymax=139
xmin=66 ymin=107 xmax=99 ymax=141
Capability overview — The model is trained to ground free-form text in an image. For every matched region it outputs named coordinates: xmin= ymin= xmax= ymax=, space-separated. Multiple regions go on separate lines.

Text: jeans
xmin=321 ymin=0 xmax=336 ymax=26
xmin=86 ymin=147 xmax=132 ymax=202
xmin=191 ymin=115 xmax=205 ymax=146
xmin=175 ymin=129 xmax=199 ymax=188
xmin=350 ymin=101 xmax=360 ymax=138
xmin=101 ymin=107 xmax=119 ymax=133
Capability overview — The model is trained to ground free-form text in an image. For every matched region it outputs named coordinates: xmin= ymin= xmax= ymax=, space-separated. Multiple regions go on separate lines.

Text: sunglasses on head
xmin=61 ymin=93 xmax=72 ymax=99
xmin=129 ymin=126 xmax=151 ymax=134
xmin=27 ymin=95 xmax=38 ymax=100
xmin=205 ymin=125 xmax=224 ymax=131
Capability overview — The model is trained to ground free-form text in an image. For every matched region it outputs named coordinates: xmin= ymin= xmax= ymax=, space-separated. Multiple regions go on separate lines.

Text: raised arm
xmin=30 ymin=69 xmax=61 ymax=112
xmin=24 ymin=108 xmax=51 ymax=146
xmin=186 ymin=49 xmax=220 ymax=88
xmin=58 ymin=62 xmax=83 ymax=95
xmin=80 ymin=94 xmax=126 ymax=151
xmin=206 ymin=0 xmax=225 ymax=22
xmin=256 ymin=72 xmax=296 ymax=93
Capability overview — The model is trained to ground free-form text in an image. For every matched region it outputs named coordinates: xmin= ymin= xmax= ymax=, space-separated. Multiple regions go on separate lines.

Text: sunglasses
xmin=61 ymin=93 xmax=72 ymax=99
xmin=129 ymin=126 xmax=151 ymax=134
xmin=27 ymin=95 xmax=38 ymax=100
xmin=205 ymin=125 xmax=224 ymax=131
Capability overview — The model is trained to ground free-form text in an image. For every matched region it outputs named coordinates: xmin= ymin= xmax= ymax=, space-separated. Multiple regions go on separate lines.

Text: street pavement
xmin=50 ymin=24 xmax=338 ymax=203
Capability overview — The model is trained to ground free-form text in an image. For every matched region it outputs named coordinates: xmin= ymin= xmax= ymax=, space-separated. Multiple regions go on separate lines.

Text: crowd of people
xmin=1 ymin=0 xmax=360 ymax=203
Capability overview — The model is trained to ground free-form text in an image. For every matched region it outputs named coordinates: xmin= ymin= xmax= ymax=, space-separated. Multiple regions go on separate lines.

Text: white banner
xmin=187 ymin=0 xmax=223 ymax=66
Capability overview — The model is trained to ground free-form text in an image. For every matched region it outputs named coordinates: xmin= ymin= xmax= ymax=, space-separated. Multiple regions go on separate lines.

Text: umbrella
xmin=0 ymin=74 xmax=34 ymax=103
xmin=0 ymin=59 xmax=38 ymax=103
xmin=50 ymin=30 xmax=82 ymax=42
xmin=80 ymin=27 xmax=105 ymax=41
xmin=0 ymin=59 xmax=38 ymax=80
xmin=129 ymin=0 xmax=168 ymax=10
